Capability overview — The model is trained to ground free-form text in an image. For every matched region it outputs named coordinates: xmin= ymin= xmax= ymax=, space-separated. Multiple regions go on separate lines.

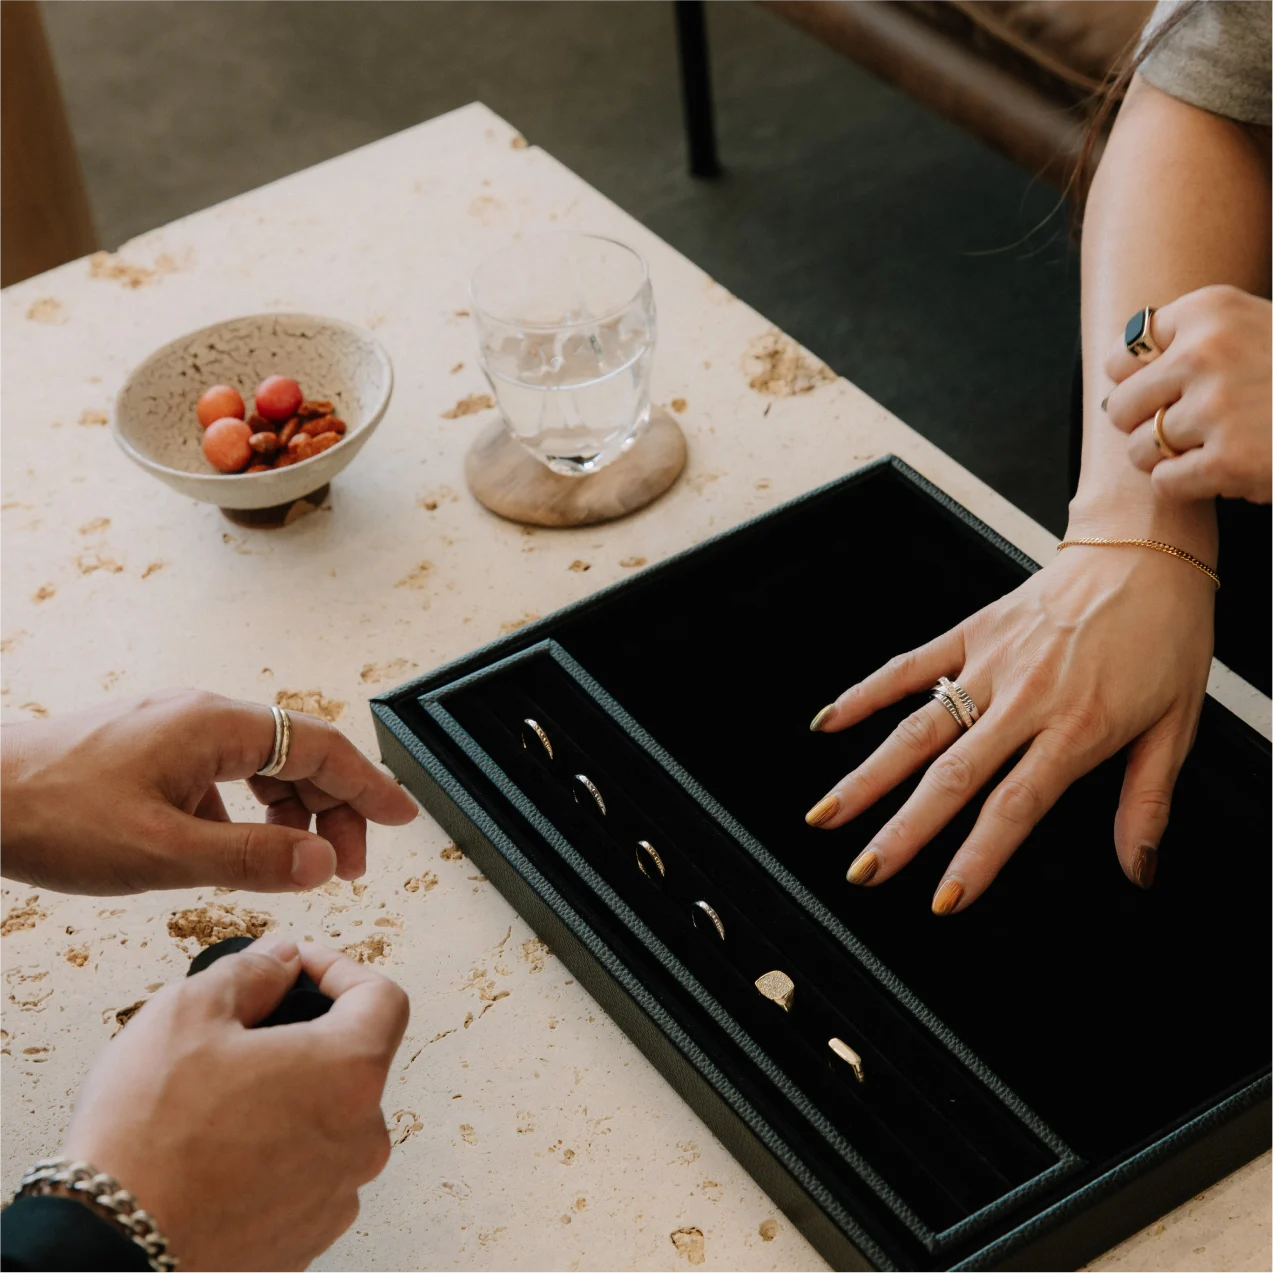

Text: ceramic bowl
xmin=113 ymin=312 xmax=393 ymax=510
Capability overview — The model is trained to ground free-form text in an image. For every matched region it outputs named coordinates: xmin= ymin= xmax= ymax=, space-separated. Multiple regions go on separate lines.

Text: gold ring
xmin=635 ymin=840 xmax=666 ymax=881
xmin=1125 ymin=305 xmax=1161 ymax=361
xmin=828 ymin=1037 xmax=865 ymax=1083
xmin=521 ymin=718 xmax=553 ymax=760
xmin=938 ymin=676 xmax=980 ymax=725
xmin=692 ymin=900 xmax=726 ymax=941
xmin=572 ymin=774 xmax=607 ymax=816
xmin=1152 ymin=406 xmax=1181 ymax=459
xmin=255 ymin=705 xmax=292 ymax=778
xmin=755 ymin=970 xmax=795 ymax=1012
xmin=931 ymin=685 xmax=969 ymax=730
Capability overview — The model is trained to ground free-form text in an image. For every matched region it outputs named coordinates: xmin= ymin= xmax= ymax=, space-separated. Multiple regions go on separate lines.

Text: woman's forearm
xmin=1075 ymin=74 xmax=1272 ymax=558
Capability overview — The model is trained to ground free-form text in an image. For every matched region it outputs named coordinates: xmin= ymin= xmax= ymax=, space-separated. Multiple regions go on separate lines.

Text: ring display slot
xmin=466 ymin=662 xmax=1058 ymax=1181
xmin=446 ymin=671 xmax=1064 ymax=1230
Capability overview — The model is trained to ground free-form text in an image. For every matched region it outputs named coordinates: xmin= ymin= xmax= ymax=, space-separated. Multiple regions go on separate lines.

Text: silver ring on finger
xmin=256 ymin=705 xmax=293 ymax=777
xmin=932 ymin=678 xmax=979 ymax=730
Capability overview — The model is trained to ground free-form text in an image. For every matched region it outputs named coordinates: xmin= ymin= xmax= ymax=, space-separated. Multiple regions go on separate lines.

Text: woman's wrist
xmin=1065 ymin=490 xmax=1219 ymax=566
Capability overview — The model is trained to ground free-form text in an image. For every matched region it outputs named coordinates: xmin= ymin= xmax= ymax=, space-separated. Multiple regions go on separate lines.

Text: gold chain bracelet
xmin=1056 ymin=537 xmax=1220 ymax=589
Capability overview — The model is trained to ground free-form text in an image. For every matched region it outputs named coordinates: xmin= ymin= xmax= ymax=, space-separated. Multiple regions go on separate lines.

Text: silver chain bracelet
xmin=11 ymin=1158 xmax=178 ymax=1271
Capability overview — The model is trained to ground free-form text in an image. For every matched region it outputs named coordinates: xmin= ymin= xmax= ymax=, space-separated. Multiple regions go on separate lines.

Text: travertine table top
xmin=2 ymin=103 xmax=1268 ymax=1272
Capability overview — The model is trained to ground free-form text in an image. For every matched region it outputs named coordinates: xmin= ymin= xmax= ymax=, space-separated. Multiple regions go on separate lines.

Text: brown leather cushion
xmin=909 ymin=1 xmax=1155 ymax=99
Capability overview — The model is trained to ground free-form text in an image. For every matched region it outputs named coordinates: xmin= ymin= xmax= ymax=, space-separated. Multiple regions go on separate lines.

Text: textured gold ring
xmin=692 ymin=900 xmax=726 ymax=941
xmin=938 ymin=676 xmax=980 ymax=726
xmin=635 ymin=840 xmax=666 ymax=880
xmin=1152 ymin=406 xmax=1181 ymax=459
xmin=572 ymin=774 xmax=607 ymax=816
xmin=256 ymin=705 xmax=292 ymax=778
xmin=521 ymin=718 xmax=553 ymax=760
xmin=755 ymin=970 xmax=795 ymax=1011
xmin=931 ymin=685 xmax=968 ymax=730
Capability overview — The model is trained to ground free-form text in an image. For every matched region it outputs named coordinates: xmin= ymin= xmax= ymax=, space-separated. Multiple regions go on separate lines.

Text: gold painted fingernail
xmin=1133 ymin=845 xmax=1158 ymax=890
xmin=931 ymin=878 xmax=965 ymax=915
xmin=805 ymin=794 xmax=840 ymax=828
xmin=846 ymin=850 xmax=878 ymax=886
xmin=809 ymin=705 xmax=835 ymax=732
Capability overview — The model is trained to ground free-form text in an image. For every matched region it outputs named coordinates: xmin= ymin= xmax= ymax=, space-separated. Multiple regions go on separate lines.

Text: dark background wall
xmin=42 ymin=0 xmax=1080 ymax=532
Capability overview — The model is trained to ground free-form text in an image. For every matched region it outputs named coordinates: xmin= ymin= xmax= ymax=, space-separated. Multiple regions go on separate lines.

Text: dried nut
xmin=245 ymin=462 xmax=271 ymax=473
xmin=288 ymin=433 xmax=316 ymax=461
xmin=247 ymin=412 xmax=274 ymax=433
xmin=278 ymin=417 xmax=302 ymax=445
xmin=327 ymin=417 xmax=347 ymax=435
xmin=249 ymin=431 xmax=280 ymax=456
xmin=273 ymin=449 xmax=299 ymax=468
xmin=309 ymin=431 xmax=341 ymax=454
xmin=297 ymin=398 xmax=334 ymax=419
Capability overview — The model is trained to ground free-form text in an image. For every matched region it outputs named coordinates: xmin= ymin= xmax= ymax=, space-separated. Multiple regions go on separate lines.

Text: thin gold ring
xmin=635 ymin=840 xmax=666 ymax=880
xmin=1152 ymin=406 xmax=1181 ymax=459
xmin=572 ymin=773 xmax=607 ymax=816
xmin=256 ymin=705 xmax=292 ymax=778
xmin=692 ymin=900 xmax=726 ymax=941
xmin=521 ymin=718 xmax=553 ymax=760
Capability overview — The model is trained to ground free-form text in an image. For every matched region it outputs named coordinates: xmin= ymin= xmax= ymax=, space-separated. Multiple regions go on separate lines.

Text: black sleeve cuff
xmin=2 ymin=1195 xmax=152 ymax=1271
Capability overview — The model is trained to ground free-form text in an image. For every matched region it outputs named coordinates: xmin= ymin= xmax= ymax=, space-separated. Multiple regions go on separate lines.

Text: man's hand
xmin=1 ymin=689 xmax=418 ymax=894
xmin=62 ymin=937 xmax=409 ymax=1272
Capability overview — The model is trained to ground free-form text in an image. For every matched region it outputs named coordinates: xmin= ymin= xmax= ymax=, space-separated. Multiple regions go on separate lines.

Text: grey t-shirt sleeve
xmin=1139 ymin=0 xmax=1272 ymax=126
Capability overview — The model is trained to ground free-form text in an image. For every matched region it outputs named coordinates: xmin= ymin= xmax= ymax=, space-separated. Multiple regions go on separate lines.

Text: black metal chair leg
xmin=674 ymin=0 xmax=721 ymax=178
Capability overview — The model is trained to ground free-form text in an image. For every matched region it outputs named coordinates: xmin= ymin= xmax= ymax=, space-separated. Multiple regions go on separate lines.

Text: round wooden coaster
xmin=220 ymin=483 xmax=330 ymax=529
xmin=465 ymin=408 xmax=687 ymax=528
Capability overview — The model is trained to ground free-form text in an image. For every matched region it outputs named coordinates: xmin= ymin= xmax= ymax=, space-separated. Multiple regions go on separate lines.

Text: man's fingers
xmin=1115 ymin=715 xmax=1192 ymax=890
xmin=929 ymin=730 xmax=1096 ymax=914
xmin=1103 ymin=300 xmax=1180 ymax=385
xmin=841 ymin=705 xmax=1026 ymax=888
xmin=215 ymin=700 xmax=418 ymax=827
xmin=807 ymin=699 xmax=961 ymax=832
xmin=194 ymin=785 xmax=229 ymax=822
xmin=162 ymin=809 xmax=338 ymax=891
xmin=301 ymin=945 xmax=410 ymax=1063
xmin=183 ymin=934 xmax=302 ymax=1026
xmin=812 ymin=627 xmax=965 ymax=734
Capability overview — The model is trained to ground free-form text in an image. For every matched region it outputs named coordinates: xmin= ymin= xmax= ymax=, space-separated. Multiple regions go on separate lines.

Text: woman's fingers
xmin=1114 ymin=713 xmax=1193 ymax=890
xmin=316 ymin=804 xmax=368 ymax=881
xmin=1125 ymin=404 xmax=1202 ymax=472
xmin=1103 ymin=355 xmax=1183 ymax=435
xmin=1150 ymin=445 xmax=1226 ymax=501
xmin=1103 ymin=300 xmax=1180 ymax=385
xmin=927 ymin=729 xmax=1099 ymax=913
xmin=841 ymin=704 xmax=1028 ymax=889
xmin=812 ymin=627 xmax=965 ymax=734
xmin=806 ymin=699 xmax=962 ymax=831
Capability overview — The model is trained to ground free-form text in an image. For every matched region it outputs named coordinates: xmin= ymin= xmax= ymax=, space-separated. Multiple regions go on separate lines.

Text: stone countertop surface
xmin=1 ymin=102 xmax=1268 ymax=1272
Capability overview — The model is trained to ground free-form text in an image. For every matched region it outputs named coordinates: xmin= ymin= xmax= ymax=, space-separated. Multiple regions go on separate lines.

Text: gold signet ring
xmin=521 ymin=718 xmax=553 ymax=760
xmin=692 ymin=900 xmax=726 ymax=941
xmin=1152 ymin=406 xmax=1181 ymax=459
xmin=755 ymin=970 xmax=795 ymax=1011
xmin=829 ymin=1037 xmax=865 ymax=1083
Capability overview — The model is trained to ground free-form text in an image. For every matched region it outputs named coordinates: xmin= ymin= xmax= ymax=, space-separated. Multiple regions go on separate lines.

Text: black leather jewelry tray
xmin=372 ymin=457 xmax=1270 ymax=1271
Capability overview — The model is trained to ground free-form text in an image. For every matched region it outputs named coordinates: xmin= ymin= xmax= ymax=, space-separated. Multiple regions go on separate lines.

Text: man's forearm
xmin=1075 ymin=75 xmax=1272 ymax=557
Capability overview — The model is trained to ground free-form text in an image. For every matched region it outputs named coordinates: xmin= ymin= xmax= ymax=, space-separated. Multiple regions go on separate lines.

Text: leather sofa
xmin=758 ymin=0 xmax=1156 ymax=187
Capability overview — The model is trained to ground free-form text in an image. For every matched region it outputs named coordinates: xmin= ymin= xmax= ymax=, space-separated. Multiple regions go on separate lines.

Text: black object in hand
xmin=187 ymin=936 xmax=333 ymax=1026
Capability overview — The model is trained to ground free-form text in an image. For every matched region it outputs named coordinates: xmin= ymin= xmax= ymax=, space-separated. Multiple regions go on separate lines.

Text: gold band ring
xmin=635 ymin=840 xmax=666 ymax=880
xmin=256 ymin=705 xmax=293 ymax=778
xmin=1152 ymin=406 xmax=1181 ymax=459
xmin=829 ymin=1037 xmax=866 ymax=1083
xmin=939 ymin=676 xmax=980 ymax=725
xmin=572 ymin=773 xmax=607 ymax=816
xmin=932 ymin=687 xmax=966 ymax=729
xmin=521 ymin=718 xmax=554 ymax=760
xmin=692 ymin=900 xmax=726 ymax=941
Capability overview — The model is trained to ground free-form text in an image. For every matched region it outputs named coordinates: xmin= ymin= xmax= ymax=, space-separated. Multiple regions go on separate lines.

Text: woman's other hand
xmin=62 ymin=938 xmax=409 ymax=1272
xmin=1 ymin=689 xmax=418 ymax=895
xmin=1104 ymin=284 xmax=1272 ymax=504
xmin=805 ymin=543 xmax=1214 ymax=912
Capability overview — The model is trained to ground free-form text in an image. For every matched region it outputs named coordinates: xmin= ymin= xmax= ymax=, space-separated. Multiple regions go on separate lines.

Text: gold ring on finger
xmin=1152 ymin=406 xmax=1181 ymax=459
xmin=940 ymin=676 xmax=980 ymax=725
xmin=256 ymin=705 xmax=292 ymax=777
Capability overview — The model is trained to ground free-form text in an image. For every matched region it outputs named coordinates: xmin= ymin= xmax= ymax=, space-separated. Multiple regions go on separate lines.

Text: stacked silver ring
xmin=256 ymin=705 xmax=293 ymax=777
xmin=931 ymin=677 xmax=980 ymax=730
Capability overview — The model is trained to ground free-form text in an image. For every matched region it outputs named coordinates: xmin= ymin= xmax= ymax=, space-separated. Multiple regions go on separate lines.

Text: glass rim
xmin=468 ymin=232 xmax=650 ymax=332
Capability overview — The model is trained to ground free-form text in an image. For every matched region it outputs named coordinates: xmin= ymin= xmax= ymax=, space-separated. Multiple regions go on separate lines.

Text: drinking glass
xmin=470 ymin=233 xmax=657 ymax=476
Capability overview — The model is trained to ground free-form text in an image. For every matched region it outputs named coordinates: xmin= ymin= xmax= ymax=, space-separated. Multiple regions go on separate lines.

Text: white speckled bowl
xmin=113 ymin=312 xmax=393 ymax=510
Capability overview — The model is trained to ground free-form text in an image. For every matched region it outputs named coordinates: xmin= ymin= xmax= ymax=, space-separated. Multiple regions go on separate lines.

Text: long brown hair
xmin=1070 ymin=0 xmax=1202 ymax=217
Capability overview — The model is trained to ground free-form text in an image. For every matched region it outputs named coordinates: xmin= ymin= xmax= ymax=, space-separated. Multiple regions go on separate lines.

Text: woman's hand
xmin=1104 ymin=284 xmax=1272 ymax=504
xmin=62 ymin=936 xmax=409 ymax=1272
xmin=804 ymin=544 xmax=1215 ymax=912
xmin=0 ymin=689 xmax=418 ymax=895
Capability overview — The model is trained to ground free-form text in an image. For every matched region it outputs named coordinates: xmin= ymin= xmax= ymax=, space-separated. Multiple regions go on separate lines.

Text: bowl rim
xmin=111 ymin=311 xmax=394 ymax=486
